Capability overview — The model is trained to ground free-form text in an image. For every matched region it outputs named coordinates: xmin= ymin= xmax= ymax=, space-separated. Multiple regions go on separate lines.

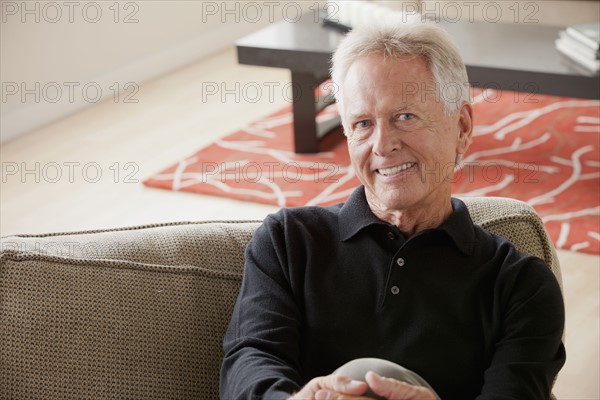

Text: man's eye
xmin=398 ymin=113 xmax=415 ymax=121
xmin=355 ymin=120 xmax=371 ymax=129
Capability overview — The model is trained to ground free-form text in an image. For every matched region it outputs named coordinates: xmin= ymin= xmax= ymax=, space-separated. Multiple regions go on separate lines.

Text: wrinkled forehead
xmin=340 ymin=55 xmax=439 ymax=111
xmin=350 ymin=53 xmax=433 ymax=80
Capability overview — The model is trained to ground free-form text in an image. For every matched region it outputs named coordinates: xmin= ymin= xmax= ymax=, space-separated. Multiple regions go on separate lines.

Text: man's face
xmin=341 ymin=55 xmax=472 ymax=215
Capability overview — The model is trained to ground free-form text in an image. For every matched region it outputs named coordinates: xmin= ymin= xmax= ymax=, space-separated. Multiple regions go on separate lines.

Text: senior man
xmin=221 ymin=13 xmax=565 ymax=400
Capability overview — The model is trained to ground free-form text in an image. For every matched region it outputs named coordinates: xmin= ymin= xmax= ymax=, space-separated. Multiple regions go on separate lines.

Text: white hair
xmin=330 ymin=13 xmax=471 ymax=121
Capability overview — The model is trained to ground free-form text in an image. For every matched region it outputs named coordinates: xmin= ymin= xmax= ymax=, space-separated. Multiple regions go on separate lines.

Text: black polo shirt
xmin=221 ymin=186 xmax=565 ymax=400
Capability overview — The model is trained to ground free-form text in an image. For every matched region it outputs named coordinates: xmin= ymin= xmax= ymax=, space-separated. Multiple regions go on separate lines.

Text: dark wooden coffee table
xmin=236 ymin=15 xmax=600 ymax=153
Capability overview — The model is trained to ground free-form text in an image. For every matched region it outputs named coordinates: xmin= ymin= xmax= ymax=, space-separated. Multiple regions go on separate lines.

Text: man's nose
xmin=372 ymin=123 xmax=399 ymax=157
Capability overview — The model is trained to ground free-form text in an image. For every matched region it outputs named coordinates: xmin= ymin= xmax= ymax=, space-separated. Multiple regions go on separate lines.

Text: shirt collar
xmin=338 ymin=186 xmax=475 ymax=256
xmin=339 ymin=186 xmax=387 ymax=241
xmin=435 ymin=198 xmax=475 ymax=256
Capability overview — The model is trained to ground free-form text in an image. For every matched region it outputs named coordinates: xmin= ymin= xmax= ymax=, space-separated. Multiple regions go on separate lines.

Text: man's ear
xmin=456 ymin=102 xmax=473 ymax=156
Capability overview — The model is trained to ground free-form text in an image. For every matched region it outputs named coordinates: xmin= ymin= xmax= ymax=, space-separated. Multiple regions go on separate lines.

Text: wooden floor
xmin=1 ymin=47 xmax=598 ymax=399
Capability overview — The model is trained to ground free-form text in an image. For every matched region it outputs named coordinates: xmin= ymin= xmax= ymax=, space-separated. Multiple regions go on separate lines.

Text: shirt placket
xmin=378 ymin=225 xmax=407 ymax=308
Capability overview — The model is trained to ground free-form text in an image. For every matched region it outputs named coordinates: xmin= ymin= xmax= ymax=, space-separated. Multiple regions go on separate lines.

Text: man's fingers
xmin=365 ymin=371 xmax=436 ymax=400
xmin=315 ymin=389 xmax=331 ymax=400
xmin=324 ymin=374 xmax=369 ymax=394
xmin=289 ymin=374 xmax=369 ymax=400
xmin=307 ymin=374 xmax=368 ymax=395
xmin=315 ymin=389 xmax=373 ymax=400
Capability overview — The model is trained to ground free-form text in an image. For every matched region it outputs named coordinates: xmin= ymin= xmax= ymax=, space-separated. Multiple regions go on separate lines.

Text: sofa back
xmin=0 ymin=197 xmax=561 ymax=399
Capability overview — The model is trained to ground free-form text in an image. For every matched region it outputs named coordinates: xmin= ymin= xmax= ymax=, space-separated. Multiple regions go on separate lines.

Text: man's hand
xmin=365 ymin=372 xmax=437 ymax=400
xmin=288 ymin=374 xmax=370 ymax=400
xmin=288 ymin=372 xmax=437 ymax=400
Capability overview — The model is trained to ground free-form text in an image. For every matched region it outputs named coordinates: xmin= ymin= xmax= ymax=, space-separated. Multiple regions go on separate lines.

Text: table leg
xmin=290 ymin=71 xmax=340 ymax=154
xmin=291 ymin=71 xmax=319 ymax=153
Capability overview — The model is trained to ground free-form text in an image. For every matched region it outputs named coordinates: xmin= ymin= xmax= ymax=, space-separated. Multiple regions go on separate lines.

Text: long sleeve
xmin=220 ymin=216 xmax=303 ymax=400
xmin=477 ymin=257 xmax=566 ymax=399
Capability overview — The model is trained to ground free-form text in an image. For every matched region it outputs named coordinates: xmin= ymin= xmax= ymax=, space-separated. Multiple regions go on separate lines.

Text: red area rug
xmin=144 ymin=89 xmax=600 ymax=254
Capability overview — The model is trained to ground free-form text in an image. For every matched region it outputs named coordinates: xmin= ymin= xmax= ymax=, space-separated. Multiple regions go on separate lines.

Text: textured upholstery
xmin=0 ymin=197 xmax=561 ymax=399
xmin=1 ymin=221 xmax=260 ymax=400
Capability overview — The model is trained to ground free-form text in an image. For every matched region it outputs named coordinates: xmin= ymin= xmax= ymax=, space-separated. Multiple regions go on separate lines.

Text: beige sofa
xmin=0 ymin=197 xmax=562 ymax=400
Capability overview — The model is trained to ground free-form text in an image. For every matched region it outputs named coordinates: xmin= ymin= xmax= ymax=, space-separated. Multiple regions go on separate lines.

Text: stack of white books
xmin=555 ymin=22 xmax=600 ymax=73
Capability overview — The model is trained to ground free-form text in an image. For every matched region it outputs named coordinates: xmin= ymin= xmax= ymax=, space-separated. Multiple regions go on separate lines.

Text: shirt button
xmin=387 ymin=231 xmax=395 ymax=240
xmin=396 ymin=257 xmax=405 ymax=267
xmin=391 ymin=286 xmax=400 ymax=295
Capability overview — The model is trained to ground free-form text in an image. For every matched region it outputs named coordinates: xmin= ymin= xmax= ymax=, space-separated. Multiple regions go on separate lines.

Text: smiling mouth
xmin=377 ymin=162 xmax=417 ymax=176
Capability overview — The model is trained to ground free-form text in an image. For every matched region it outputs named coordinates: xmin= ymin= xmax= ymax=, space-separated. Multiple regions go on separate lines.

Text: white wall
xmin=419 ymin=0 xmax=600 ymax=26
xmin=0 ymin=0 xmax=314 ymax=142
